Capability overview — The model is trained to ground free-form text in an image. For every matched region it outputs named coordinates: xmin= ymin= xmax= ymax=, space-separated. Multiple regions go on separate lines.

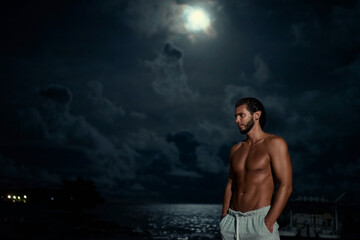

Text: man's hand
xmin=264 ymin=216 xmax=274 ymax=233
xmin=220 ymin=214 xmax=227 ymax=220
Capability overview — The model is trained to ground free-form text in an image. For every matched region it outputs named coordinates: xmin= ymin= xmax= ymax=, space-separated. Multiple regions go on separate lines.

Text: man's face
xmin=234 ymin=104 xmax=254 ymax=134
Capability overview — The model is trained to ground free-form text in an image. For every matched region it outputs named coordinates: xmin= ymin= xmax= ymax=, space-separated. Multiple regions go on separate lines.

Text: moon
xmin=183 ymin=7 xmax=211 ymax=32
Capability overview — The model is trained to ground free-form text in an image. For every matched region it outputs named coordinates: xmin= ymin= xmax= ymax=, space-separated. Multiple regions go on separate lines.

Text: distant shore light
xmin=7 ymin=195 xmax=11 ymax=199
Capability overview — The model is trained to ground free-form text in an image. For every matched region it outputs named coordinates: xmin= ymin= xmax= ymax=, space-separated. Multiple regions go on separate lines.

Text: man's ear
xmin=254 ymin=111 xmax=261 ymax=120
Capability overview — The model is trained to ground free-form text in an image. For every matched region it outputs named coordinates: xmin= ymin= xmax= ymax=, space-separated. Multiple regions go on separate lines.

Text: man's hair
xmin=235 ymin=97 xmax=266 ymax=129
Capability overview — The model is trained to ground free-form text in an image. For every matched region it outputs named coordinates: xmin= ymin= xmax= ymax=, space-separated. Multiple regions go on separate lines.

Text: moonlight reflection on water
xmin=94 ymin=203 xmax=222 ymax=239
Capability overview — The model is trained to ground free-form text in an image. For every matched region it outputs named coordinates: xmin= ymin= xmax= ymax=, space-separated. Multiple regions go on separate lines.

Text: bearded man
xmin=219 ymin=97 xmax=293 ymax=240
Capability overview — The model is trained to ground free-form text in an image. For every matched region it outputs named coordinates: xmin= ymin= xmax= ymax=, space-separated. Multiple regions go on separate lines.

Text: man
xmin=219 ymin=97 xmax=293 ymax=240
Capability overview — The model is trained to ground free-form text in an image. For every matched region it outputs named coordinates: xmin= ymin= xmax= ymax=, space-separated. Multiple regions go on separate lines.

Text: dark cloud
xmin=1 ymin=84 xmax=134 ymax=192
xmin=253 ymin=55 xmax=271 ymax=84
xmin=38 ymin=85 xmax=72 ymax=107
xmin=0 ymin=153 xmax=61 ymax=188
xmin=129 ymin=112 xmax=147 ymax=120
xmin=195 ymin=145 xmax=226 ymax=174
xmin=86 ymin=81 xmax=126 ymax=124
xmin=167 ymin=131 xmax=199 ymax=170
xmin=146 ymin=42 xmax=198 ymax=103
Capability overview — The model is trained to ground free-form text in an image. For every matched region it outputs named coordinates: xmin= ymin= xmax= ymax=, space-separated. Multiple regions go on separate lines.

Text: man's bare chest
xmin=231 ymin=144 xmax=270 ymax=173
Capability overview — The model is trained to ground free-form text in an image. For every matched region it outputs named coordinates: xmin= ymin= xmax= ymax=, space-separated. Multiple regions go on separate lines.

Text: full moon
xmin=184 ymin=7 xmax=210 ymax=32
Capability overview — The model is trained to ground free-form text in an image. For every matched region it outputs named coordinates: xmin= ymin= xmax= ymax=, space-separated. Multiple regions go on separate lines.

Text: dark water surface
xmin=0 ymin=202 xmax=222 ymax=240
xmin=89 ymin=203 xmax=222 ymax=240
xmin=1 ymin=202 xmax=359 ymax=239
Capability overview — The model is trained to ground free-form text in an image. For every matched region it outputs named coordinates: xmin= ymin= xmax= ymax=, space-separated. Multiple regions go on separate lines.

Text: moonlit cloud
xmin=122 ymin=0 xmax=218 ymax=40
xmin=146 ymin=42 xmax=198 ymax=103
xmin=124 ymin=0 xmax=182 ymax=37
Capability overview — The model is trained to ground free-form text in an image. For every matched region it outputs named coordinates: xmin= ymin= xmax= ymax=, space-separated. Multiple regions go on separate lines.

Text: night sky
xmin=1 ymin=0 xmax=359 ymax=203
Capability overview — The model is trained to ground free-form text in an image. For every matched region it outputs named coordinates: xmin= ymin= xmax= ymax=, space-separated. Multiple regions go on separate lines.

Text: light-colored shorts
xmin=219 ymin=205 xmax=280 ymax=240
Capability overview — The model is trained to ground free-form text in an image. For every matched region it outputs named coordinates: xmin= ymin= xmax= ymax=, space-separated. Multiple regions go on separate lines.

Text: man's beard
xmin=239 ymin=117 xmax=254 ymax=134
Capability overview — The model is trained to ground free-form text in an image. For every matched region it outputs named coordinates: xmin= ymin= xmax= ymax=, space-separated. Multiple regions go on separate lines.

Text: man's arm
xmin=221 ymin=145 xmax=237 ymax=218
xmin=221 ymin=172 xmax=232 ymax=217
xmin=265 ymin=137 xmax=293 ymax=231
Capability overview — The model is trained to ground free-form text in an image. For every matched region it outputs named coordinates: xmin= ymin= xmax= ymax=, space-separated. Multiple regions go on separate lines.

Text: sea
xmin=0 ymin=202 xmax=223 ymax=240
xmin=2 ymin=202 xmax=359 ymax=239
xmin=89 ymin=203 xmax=223 ymax=240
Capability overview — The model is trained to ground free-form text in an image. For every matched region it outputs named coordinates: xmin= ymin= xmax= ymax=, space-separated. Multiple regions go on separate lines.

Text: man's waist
xmin=228 ymin=205 xmax=271 ymax=217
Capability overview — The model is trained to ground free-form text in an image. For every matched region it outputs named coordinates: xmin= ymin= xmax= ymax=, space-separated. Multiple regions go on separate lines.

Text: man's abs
xmin=230 ymin=181 xmax=274 ymax=212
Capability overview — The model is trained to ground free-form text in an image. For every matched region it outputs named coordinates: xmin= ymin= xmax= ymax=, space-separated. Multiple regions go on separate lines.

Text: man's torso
xmin=229 ymin=134 xmax=276 ymax=212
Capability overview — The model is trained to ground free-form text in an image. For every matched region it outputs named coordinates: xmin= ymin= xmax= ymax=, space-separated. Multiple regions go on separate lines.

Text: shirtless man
xmin=219 ymin=97 xmax=293 ymax=240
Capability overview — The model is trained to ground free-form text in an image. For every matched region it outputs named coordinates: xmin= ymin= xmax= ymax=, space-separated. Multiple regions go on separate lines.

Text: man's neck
xmin=245 ymin=125 xmax=266 ymax=144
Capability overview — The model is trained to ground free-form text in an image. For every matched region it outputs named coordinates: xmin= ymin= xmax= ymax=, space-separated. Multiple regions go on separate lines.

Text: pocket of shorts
xmin=219 ymin=214 xmax=229 ymax=227
xmin=262 ymin=217 xmax=272 ymax=234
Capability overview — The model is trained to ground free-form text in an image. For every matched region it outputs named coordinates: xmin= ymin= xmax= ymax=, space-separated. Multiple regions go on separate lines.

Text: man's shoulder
xmin=264 ymin=133 xmax=286 ymax=145
xmin=230 ymin=142 xmax=243 ymax=154
xmin=264 ymin=134 xmax=287 ymax=147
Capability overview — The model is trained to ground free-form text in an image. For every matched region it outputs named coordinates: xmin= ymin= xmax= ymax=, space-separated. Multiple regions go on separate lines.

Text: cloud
xmin=253 ymin=55 xmax=271 ymax=84
xmin=29 ymin=92 xmax=116 ymax=153
xmin=330 ymin=157 xmax=360 ymax=179
xmin=289 ymin=3 xmax=360 ymax=51
xmin=14 ymin=85 xmax=137 ymax=186
xmin=195 ymin=145 xmax=226 ymax=174
xmin=195 ymin=120 xmax=232 ymax=148
xmin=291 ymin=23 xmax=313 ymax=47
xmin=263 ymin=94 xmax=287 ymax=117
xmin=125 ymin=128 xmax=179 ymax=165
xmin=0 ymin=153 xmax=61 ymax=188
xmin=129 ymin=112 xmax=147 ymax=120
xmin=39 ymin=85 xmax=72 ymax=106
xmin=123 ymin=0 xmax=219 ymax=39
xmin=124 ymin=0 xmax=180 ymax=37
xmin=167 ymin=168 xmax=202 ymax=178
xmin=223 ymin=84 xmax=256 ymax=115
xmin=222 ymin=55 xmax=289 ymax=131
xmin=146 ymin=42 xmax=198 ymax=103
xmin=130 ymin=183 xmax=145 ymax=191
xmin=166 ymin=131 xmax=199 ymax=170
xmin=328 ymin=4 xmax=360 ymax=49
xmin=222 ymin=55 xmax=273 ymax=114
xmin=86 ymin=81 xmax=125 ymax=124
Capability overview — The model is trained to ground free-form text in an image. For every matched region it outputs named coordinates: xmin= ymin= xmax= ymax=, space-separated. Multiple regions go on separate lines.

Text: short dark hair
xmin=235 ymin=97 xmax=266 ymax=129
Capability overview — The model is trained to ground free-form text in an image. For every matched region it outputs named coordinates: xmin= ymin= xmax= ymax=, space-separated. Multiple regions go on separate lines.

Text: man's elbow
xmin=279 ymin=183 xmax=293 ymax=196
xmin=285 ymin=184 xmax=293 ymax=196
xmin=288 ymin=185 xmax=293 ymax=195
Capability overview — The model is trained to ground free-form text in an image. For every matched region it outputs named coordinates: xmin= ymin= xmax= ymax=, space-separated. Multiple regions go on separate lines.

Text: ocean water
xmin=2 ymin=202 xmax=359 ymax=239
xmin=90 ymin=203 xmax=223 ymax=240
